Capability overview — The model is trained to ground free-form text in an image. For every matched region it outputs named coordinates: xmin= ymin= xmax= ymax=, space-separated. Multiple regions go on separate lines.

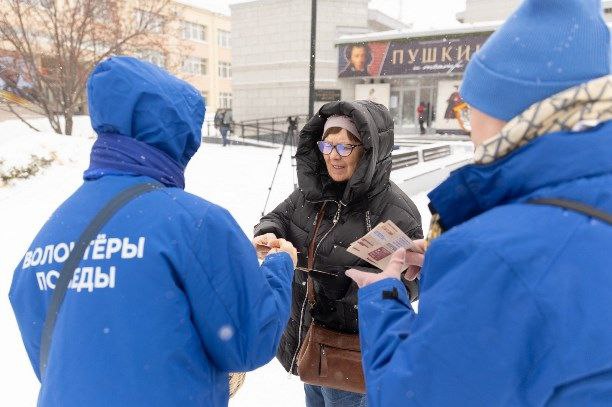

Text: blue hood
xmin=428 ymin=120 xmax=612 ymax=230
xmin=87 ymin=56 xmax=205 ymax=167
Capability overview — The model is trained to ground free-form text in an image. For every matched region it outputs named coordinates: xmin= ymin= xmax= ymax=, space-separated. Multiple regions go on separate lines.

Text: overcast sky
xmin=182 ymin=0 xmax=468 ymax=29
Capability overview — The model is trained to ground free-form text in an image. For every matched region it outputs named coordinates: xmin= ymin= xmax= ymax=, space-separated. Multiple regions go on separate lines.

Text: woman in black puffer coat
xmin=253 ymin=100 xmax=422 ymax=406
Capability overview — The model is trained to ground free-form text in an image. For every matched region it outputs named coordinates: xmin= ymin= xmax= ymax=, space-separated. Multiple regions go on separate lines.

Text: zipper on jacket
xmin=289 ymin=292 xmax=309 ymax=378
xmin=289 ymin=201 xmax=343 ymax=376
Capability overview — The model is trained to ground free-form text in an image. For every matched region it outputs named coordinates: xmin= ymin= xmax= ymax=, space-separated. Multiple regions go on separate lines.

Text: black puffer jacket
xmin=254 ymin=100 xmax=423 ymax=374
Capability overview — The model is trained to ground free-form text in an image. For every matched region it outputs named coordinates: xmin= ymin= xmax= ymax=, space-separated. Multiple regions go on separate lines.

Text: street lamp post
xmin=308 ymin=0 xmax=317 ymax=118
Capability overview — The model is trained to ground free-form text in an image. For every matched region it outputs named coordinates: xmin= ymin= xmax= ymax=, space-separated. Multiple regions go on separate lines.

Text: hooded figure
xmin=9 ymin=56 xmax=295 ymax=407
xmin=348 ymin=1 xmax=612 ymax=406
xmin=254 ymin=100 xmax=422 ymax=405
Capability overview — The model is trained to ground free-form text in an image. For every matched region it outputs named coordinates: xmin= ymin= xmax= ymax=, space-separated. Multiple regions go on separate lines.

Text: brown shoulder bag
xmin=296 ymin=205 xmax=365 ymax=394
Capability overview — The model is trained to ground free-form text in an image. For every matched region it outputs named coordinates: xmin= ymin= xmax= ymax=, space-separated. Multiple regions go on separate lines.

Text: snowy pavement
xmin=0 ymin=118 xmax=459 ymax=406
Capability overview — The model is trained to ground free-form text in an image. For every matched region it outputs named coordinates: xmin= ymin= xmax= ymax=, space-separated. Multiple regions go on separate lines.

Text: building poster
xmin=434 ymin=79 xmax=470 ymax=132
xmin=338 ymin=33 xmax=491 ymax=78
xmin=355 ymin=83 xmax=390 ymax=108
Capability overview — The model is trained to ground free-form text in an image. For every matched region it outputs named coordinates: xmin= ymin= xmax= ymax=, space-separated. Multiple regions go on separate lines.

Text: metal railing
xmin=391 ymin=145 xmax=453 ymax=171
xmin=233 ymin=115 xmax=309 ymax=145
xmin=204 ymin=115 xmax=454 ymax=172
xmin=422 ymin=145 xmax=452 ymax=162
xmin=202 ymin=119 xmax=218 ymax=138
xmin=202 ymin=115 xmax=307 ymax=149
xmin=391 ymin=151 xmax=420 ymax=170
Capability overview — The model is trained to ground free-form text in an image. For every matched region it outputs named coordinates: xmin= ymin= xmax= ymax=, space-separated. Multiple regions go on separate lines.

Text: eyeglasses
xmin=317 ymin=141 xmax=362 ymax=157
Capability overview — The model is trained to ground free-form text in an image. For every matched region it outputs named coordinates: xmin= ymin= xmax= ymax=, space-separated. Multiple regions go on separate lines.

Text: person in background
xmin=9 ymin=56 xmax=297 ymax=407
xmin=214 ymin=108 xmax=225 ymax=132
xmin=417 ymin=102 xmax=427 ymax=135
xmin=254 ymin=100 xmax=422 ymax=407
xmin=347 ymin=0 xmax=612 ymax=405
xmin=220 ymin=108 xmax=233 ymax=147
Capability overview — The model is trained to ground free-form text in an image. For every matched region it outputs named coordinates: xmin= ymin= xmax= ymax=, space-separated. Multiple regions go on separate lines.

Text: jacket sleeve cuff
xmin=359 ymin=278 xmax=411 ymax=307
xmin=254 ymin=222 xmax=284 ymax=238
xmin=262 ymin=252 xmax=293 ymax=270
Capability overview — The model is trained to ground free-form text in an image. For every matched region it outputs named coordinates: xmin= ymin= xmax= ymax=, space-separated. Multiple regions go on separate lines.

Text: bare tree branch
xmin=0 ymin=0 xmax=177 ymax=135
xmin=2 ymin=103 xmax=41 ymax=132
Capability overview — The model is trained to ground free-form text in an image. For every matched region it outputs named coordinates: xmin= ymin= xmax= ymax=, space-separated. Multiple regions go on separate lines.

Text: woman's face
xmin=322 ymin=129 xmax=364 ymax=182
xmin=350 ymin=47 xmax=367 ymax=71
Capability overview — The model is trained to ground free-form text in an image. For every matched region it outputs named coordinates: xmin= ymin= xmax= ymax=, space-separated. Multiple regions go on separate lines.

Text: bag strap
xmin=39 ymin=182 xmax=162 ymax=378
xmin=529 ymin=198 xmax=612 ymax=225
xmin=306 ymin=203 xmax=327 ymax=307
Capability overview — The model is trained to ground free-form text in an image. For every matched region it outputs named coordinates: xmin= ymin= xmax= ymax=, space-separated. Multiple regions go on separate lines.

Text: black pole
xmin=308 ymin=0 xmax=317 ymax=118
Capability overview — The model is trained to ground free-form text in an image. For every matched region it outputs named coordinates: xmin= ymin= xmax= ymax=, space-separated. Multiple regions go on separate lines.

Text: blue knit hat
xmin=461 ymin=0 xmax=611 ymax=121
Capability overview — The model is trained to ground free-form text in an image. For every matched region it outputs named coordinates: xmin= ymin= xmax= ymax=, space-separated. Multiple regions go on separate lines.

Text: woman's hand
xmin=346 ymin=239 xmax=426 ymax=288
xmin=268 ymin=238 xmax=298 ymax=268
xmin=253 ymin=233 xmax=279 ymax=259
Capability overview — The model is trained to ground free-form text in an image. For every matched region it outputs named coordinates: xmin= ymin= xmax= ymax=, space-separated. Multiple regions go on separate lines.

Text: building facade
xmin=230 ymin=0 xmax=407 ymax=122
xmin=334 ymin=1 xmax=612 ymax=135
xmin=136 ymin=1 xmax=232 ymax=115
xmin=0 ymin=0 xmax=231 ymax=116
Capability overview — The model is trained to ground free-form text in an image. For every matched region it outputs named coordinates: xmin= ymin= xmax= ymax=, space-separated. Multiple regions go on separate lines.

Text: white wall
xmin=231 ymin=0 xmax=369 ymax=121
xmin=461 ymin=0 xmax=612 ymax=23
xmin=460 ymin=0 xmax=520 ymax=23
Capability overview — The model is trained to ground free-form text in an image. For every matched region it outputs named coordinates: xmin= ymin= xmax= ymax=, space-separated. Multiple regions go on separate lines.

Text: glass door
xmin=389 ymin=90 xmax=401 ymax=127
xmin=419 ymin=87 xmax=437 ymax=129
xmin=401 ymin=89 xmax=417 ymax=132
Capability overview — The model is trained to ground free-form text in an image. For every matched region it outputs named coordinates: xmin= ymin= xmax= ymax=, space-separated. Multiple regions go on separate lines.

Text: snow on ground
xmin=0 ymin=117 xmax=446 ymax=406
xmin=0 ymin=118 xmax=96 ymax=407
xmin=0 ymin=117 xmax=95 ymax=186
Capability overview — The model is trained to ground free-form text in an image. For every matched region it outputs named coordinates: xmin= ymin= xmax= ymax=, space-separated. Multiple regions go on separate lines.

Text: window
xmin=219 ymin=92 xmax=232 ymax=109
xmin=182 ymin=57 xmax=207 ymax=75
xmin=182 ymin=21 xmax=206 ymax=42
xmin=134 ymin=9 xmax=164 ymax=34
xmin=139 ymin=50 xmax=165 ymax=68
xmin=218 ymin=29 xmax=231 ymax=48
xmin=218 ymin=62 xmax=231 ymax=79
xmin=605 ymin=7 xmax=612 ymax=13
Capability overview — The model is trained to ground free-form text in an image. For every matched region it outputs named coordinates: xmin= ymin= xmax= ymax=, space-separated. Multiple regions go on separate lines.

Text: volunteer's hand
xmin=404 ymin=239 xmax=426 ymax=281
xmin=268 ymin=238 xmax=298 ymax=268
xmin=346 ymin=239 xmax=426 ymax=288
xmin=253 ymin=233 xmax=279 ymax=259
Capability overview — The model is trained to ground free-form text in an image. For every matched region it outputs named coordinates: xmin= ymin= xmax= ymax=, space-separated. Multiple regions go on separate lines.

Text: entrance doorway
xmin=418 ymin=87 xmax=437 ymax=133
xmin=390 ymin=88 xmax=417 ymax=134
xmin=401 ymin=89 xmax=417 ymax=130
xmin=390 ymin=84 xmax=437 ymax=135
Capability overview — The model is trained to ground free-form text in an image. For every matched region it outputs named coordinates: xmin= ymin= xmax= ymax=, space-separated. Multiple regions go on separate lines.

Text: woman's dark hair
xmin=344 ymin=43 xmax=372 ymax=68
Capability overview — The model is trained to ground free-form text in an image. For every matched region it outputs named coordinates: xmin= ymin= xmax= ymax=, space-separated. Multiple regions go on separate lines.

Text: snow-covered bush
xmin=0 ymin=153 xmax=57 ymax=186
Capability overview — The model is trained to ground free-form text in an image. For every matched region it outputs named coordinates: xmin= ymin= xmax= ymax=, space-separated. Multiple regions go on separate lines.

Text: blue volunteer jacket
xmin=9 ymin=57 xmax=294 ymax=406
xmin=357 ymin=121 xmax=612 ymax=406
